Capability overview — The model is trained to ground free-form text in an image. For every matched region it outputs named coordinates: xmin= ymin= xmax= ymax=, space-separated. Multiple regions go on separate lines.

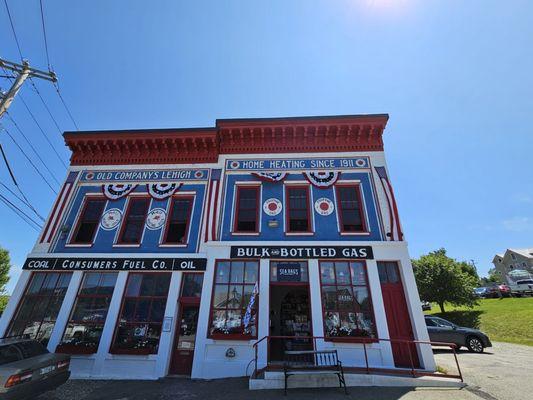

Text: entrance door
xmin=169 ymin=305 xmax=199 ymax=375
xmin=378 ymin=261 xmax=420 ymax=368
xmin=169 ymin=273 xmax=203 ymax=376
xmin=269 ymin=261 xmax=313 ymax=362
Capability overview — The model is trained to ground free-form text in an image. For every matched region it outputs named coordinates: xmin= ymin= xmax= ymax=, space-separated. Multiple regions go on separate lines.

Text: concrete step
xmin=250 ymin=372 xmax=465 ymax=390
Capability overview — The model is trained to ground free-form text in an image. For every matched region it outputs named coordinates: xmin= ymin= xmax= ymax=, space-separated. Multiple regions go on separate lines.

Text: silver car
xmin=0 ymin=338 xmax=70 ymax=400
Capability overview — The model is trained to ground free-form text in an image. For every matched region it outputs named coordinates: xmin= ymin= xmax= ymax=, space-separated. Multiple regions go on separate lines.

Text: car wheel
xmin=466 ymin=336 xmax=484 ymax=353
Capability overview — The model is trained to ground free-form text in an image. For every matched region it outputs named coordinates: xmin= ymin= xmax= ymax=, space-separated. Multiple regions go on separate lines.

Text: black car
xmin=424 ymin=316 xmax=492 ymax=353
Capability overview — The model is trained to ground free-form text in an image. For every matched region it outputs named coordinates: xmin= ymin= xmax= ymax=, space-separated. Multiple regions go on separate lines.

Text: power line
xmin=0 ymin=142 xmax=46 ymax=222
xmin=5 ymin=112 xmax=61 ymax=185
xmin=38 ymin=0 xmax=51 ymax=69
xmin=2 ymin=0 xmax=23 ymax=60
xmin=18 ymin=94 xmax=68 ymax=168
xmin=54 ymin=81 xmax=79 ymax=130
xmin=29 ymin=78 xmax=63 ymax=133
xmin=1 ymin=126 xmax=57 ymax=194
xmin=0 ymin=193 xmax=41 ymax=231
xmin=0 ymin=181 xmax=45 ymax=222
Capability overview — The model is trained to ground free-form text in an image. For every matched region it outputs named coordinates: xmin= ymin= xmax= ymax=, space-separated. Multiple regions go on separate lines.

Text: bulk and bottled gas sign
xmin=230 ymin=246 xmax=373 ymax=259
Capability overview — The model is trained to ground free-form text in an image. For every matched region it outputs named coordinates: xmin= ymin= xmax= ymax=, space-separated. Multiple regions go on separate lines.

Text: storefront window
xmin=319 ymin=261 xmax=376 ymax=340
xmin=181 ymin=273 xmax=203 ymax=298
xmin=58 ymin=272 xmax=118 ymax=354
xmin=8 ymin=272 xmax=72 ymax=346
xmin=111 ymin=273 xmax=170 ymax=354
xmin=209 ymin=260 xmax=259 ymax=339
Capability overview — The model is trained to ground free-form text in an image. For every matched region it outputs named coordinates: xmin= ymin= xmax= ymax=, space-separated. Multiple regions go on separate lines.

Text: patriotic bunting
xmin=102 ymin=184 xmax=137 ymax=200
xmin=147 ymin=183 xmax=182 ymax=200
xmin=303 ymin=171 xmax=340 ymax=188
xmin=252 ymin=172 xmax=288 ymax=182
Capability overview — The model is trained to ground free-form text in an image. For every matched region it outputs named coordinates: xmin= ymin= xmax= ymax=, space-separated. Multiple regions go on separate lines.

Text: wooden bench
xmin=283 ymin=350 xmax=347 ymax=395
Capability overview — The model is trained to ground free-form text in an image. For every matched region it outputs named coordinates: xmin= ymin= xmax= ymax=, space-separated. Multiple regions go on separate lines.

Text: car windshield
xmin=517 ymin=280 xmax=533 ymax=284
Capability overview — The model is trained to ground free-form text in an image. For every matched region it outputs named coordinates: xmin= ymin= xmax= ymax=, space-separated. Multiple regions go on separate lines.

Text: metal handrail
xmin=252 ymin=335 xmax=463 ymax=382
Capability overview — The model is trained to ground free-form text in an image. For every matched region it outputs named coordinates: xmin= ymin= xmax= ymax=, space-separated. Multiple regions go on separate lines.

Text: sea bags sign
xmin=230 ymin=246 xmax=373 ymax=259
xmin=23 ymin=257 xmax=207 ymax=271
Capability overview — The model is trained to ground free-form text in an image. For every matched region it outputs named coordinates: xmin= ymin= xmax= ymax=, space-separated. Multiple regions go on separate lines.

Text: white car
xmin=510 ymin=279 xmax=533 ymax=296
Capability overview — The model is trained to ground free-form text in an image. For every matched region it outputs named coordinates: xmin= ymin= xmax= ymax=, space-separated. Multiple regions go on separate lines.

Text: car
xmin=486 ymin=284 xmax=511 ymax=298
xmin=474 ymin=287 xmax=489 ymax=298
xmin=509 ymin=279 xmax=533 ymax=297
xmin=424 ymin=315 xmax=492 ymax=353
xmin=421 ymin=301 xmax=432 ymax=311
xmin=0 ymin=337 xmax=70 ymax=400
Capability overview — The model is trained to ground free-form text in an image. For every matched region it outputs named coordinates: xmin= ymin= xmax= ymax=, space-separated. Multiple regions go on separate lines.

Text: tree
xmin=0 ymin=246 xmax=11 ymax=293
xmin=479 ymin=267 xmax=501 ymax=285
xmin=412 ymin=248 xmax=478 ymax=313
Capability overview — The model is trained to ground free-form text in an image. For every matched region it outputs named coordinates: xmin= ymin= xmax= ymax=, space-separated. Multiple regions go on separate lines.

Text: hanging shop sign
xmin=230 ymin=246 xmax=373 ymax=259
xmin=81 ymin=169 xmax=208 ymax=182
xmin=23 ymin=257 xmax=207 ymax=271
xmin=276 ymin=262 xmax=302 ymax=282
xmin=226 ymin=157 xmax=369 ymax=171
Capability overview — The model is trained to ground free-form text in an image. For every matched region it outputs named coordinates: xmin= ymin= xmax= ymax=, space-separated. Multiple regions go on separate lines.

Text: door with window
xmin=378 ymin=261 xmax=419 ymax=368
xmin=169 ymin=273 xmax=203 ymax=375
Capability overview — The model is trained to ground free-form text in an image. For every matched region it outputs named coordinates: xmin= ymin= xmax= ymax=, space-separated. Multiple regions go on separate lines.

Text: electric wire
xmin=5 ymin=112 xmax=61 ymax=185
xmin=29 ymin=78 xmax=63 ymax=133
xmin=2 ymin=126 xmax=57 ymax=194
xmin=53 ymin=81 xmax=79 ymax=130
xmin=38 ymin=0 xmax=51 ymax=69
xmin=0 ymin=193 xmax=41 ymax=231
xmin=0 ymin=181 xmax=45 ymax=221
xmin=2 ymin=0 xmax=23 ymax=60
xmin=0 ymin=143 xmax=46 ymax=222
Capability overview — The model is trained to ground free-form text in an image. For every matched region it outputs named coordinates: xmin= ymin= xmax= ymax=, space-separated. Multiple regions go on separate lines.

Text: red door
xmin=378 ymin=261 xmax=419 ymax=369
xmin=169 ymin=305 xmax=199 ymax=375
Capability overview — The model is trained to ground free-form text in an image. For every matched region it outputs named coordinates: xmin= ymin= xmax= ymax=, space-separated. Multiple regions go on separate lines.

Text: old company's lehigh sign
xmin=23 ymin=257 xmax=207 ymax=271
xmin=230 ymin=246 xmax=373 ymax=259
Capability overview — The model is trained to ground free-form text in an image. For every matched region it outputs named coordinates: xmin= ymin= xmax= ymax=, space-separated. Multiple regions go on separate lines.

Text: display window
xmin=7 ymin=272 xmax=72 ymax=346
xmin=110 ymin=273 xmax=171 ymax=354
xmin=319 ymin=261 xmax=376 ymax=340
xmin=208 ymin=260 xmax=259 ymax=339
xmin=57 ymin=272 xmax=118 ymax=354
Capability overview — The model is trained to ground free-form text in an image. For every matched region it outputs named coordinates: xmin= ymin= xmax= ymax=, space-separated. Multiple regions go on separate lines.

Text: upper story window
xmin=71 ymin=197 xmax=106 ymax=244
xmin=58 ymin=272 xmax=118 ymax=354
xmin=234 ymin=186 xmax=260 ymax=233
xmin=8 ymin=272 xmax=72 ymax=346
xmin=163 ymin=196 xmax=194 ymax=244
xmin=117 ymin=197 xmax=150 ymax=244
xmin=111 ymin=273 xmax=171 ymax=354
xmin=511 ymin=253 xmax=516 ymax=260
xmin=335 ymin=185 xmax=366 ymax=233
xmin=286 ymin=186 xmax=311 ymax=233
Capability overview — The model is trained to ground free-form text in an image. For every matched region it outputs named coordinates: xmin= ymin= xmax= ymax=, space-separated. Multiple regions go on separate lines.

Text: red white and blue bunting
xmin=102 ymin=184 xmax=137 ymax=200
xmin=303 ymin=171 xmax=341 ymax=188
xmin=147 ymin=183 xmax=182 ymax=200
xmin=252 ymin=172 xmax=288 ymax=183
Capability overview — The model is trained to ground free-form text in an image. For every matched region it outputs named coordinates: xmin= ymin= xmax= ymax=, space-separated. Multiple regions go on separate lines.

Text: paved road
xmin=37 ymin=377 xmax=478 ymax=400
xmin=434 ymin=341 xmax=533 ymax=400
xmin=37 ymin=342 xmax=532 ymax=400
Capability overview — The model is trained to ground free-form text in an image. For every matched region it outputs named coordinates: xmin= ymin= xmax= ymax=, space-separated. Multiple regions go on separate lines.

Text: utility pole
xmin=0 ymin=58 xmax=56 ymax=118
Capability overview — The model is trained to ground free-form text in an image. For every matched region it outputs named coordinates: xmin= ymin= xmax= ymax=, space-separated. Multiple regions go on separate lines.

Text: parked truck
xmin=509 ymin=279 xmax=533 ymax=296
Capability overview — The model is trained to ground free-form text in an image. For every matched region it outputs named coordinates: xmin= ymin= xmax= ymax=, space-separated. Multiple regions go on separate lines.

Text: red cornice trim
xmin=64 ymin=114 xmax=388 ymax=165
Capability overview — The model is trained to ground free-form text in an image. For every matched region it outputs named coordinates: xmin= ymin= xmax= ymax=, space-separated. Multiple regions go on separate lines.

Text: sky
xmin=0 ymin=0 xmax=532 ymax=293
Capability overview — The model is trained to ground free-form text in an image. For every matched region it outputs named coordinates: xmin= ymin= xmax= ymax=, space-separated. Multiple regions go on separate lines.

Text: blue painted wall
xmin=53 ymin=183 xmax=206 ymax=253
xmin=220 ymin=172 xmax=383 ymax=241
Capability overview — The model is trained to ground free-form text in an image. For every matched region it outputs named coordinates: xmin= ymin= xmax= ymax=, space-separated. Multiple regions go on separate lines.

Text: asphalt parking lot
xmin=37 ymin=342 xmax=532 ymax=400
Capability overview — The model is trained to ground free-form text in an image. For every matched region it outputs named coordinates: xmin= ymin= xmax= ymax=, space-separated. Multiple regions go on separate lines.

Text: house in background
xmin=492 ymin=249 xmax=533 ymax=284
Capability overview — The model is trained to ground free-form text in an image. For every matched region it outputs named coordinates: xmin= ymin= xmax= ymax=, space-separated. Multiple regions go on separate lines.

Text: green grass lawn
xmin=425 ymin=297 xmax=533 ymax=346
